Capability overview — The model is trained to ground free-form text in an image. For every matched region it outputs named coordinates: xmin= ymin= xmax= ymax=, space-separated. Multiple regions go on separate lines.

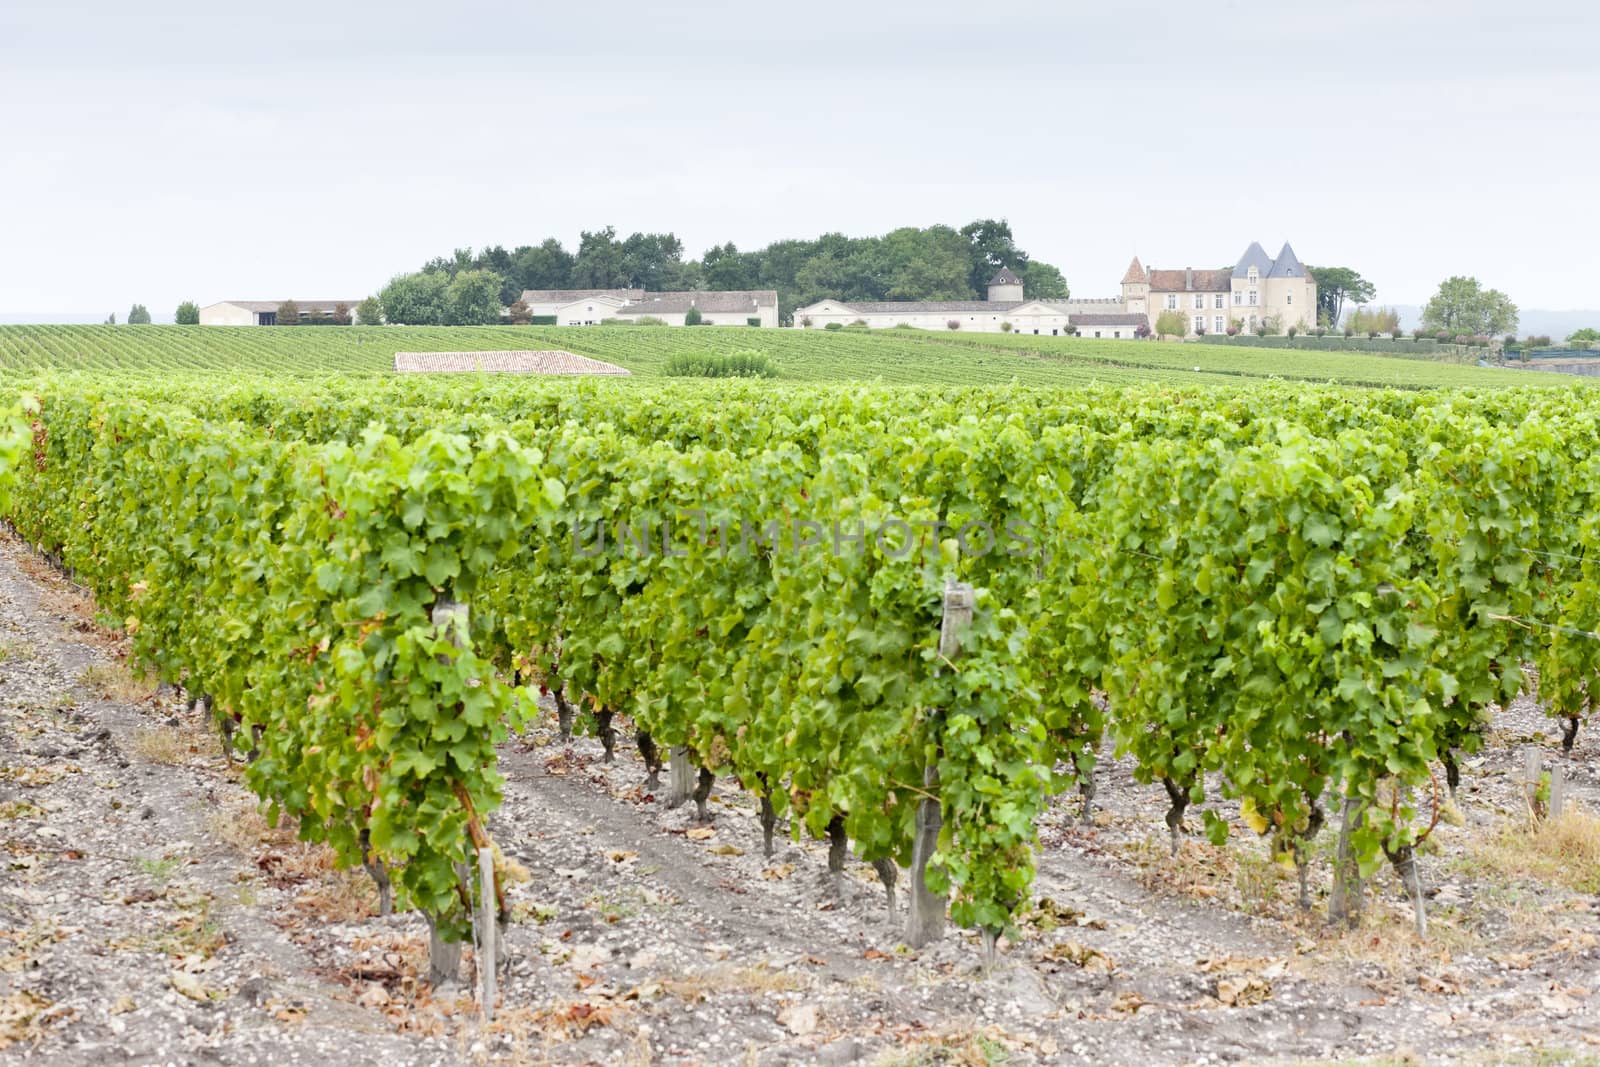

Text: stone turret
xmin=1120 ymin=257 xmax=1149 ymax=316
xmin=986 ymin=266 xmax=1024 ymax=302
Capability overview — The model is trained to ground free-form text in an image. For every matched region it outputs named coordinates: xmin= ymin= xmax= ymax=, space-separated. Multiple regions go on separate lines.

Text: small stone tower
xmin=1120 ymin=257 xmax=1149 ymax=315
xmin=986 ymin=266 xmax=1024 ymax=302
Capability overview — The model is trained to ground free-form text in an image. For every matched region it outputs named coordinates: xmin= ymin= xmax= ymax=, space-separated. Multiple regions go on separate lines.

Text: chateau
xmin=1122 ymin=242 xmax=1316 ymax=337
xmin=792 ymin=241 xmax=1317 ymax=338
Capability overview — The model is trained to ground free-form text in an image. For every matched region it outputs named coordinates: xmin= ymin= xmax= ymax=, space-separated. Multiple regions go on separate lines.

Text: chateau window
xmin=1248 ymin=267 xmax=1259 ymax=284
xmin=1233 ymin=291 xmax=1242 ymax=306
xmin=1214 ymin=316 xmax=1224 ymax=333
xmin=1286 ymin=293 xmax=1293 ymax=305
xmin=1214 ymin=294 xmax=1225 ymax=309
xmin=1166 ymin=295 xmax=1178 ymax=310
xmin=1248 ymin=290 xmax=1258 ymax=306
xmin=1193 ymin=315 xmax=1205 ymax=333
xmin=1193 ymin=294 xmax=1204 ymax=310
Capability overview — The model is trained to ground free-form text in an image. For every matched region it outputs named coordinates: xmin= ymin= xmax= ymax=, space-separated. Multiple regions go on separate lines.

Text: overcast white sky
xmin=2 ymin=0 xmax=1596 ymax=320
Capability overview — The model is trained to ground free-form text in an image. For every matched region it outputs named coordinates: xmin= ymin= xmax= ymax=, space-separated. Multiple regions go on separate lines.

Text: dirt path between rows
xmin=3 ymin=530 xmax=1599 ymax=1065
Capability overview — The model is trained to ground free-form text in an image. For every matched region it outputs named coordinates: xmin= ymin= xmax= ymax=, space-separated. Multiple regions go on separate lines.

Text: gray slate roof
xmin=807 ymin=297 xmax=1122 ymax=316
xmin=1267 ymin=242 xmax=1306 ymax=278
xmin=988 ymin=267 xmax=1023 ymax=286
xmin=519 ymin=289 xmax=643 ymax=305
xmin=1070 ymin=313 xmax=1147 ymax=327
xmin=1232 ymin=241 xmax=1275 ymax=280
xmin=217 ymin=300 xmax=360 ymax=313
xmin=616 ymin=290 xmax=777 ymax=315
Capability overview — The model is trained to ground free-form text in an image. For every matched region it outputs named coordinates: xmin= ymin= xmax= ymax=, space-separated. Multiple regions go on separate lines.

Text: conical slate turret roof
xmin=1121 ymin=257 xmax=1147 ymax=284
xmin=1267 ymin=242 xmax=1305 ymax=278
xmin=1232 ymin=241 xmax=1274 ymax=279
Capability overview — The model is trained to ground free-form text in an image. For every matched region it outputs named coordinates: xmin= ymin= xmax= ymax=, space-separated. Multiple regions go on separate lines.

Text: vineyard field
xmin=0 ymin=323 xmax=1553 ymax=390
xmin=4 ymin=373 xmax=1600 ymax=1063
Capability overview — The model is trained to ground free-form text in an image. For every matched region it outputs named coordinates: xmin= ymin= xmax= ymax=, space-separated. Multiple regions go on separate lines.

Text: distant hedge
xmin=530 ymin=315 xmax=557 ymax=326
xmin=1198 ymin=334 xmax=1477 ymax=362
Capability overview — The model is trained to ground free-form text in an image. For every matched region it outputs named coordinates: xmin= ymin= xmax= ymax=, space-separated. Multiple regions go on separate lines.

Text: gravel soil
xmin=2 ymin=529 xmax=1598 ymax=1067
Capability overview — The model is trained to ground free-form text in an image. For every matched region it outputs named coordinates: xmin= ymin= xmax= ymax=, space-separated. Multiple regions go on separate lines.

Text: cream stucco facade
xmin=1124 ymin=242 xmax=1317 ymax=337
xmin=793 ymin=269 xmax=1142 ymax=336
xmin=791 ymin=243 xmax=1316 ymax=340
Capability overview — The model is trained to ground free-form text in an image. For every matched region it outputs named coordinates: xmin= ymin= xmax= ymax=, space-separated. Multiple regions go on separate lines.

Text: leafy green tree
xmin=880 ymin=226 xmax=971 ymax=300
xmin=701 ymin=242 xmax=758 ymax=290
xmin=1345 ymin=306 xmax=1400 ymax=335
xmin=684 ymin=306 xmax=704 ymax=326
xmin=1421 ymin=276 xmax=1518 ymax=337
xmin=960 ymin=218 xmax=1028 ymax=294
xmin=1306 ymin=267 xmax=1375 ymax=328
xmin=380 ymin=271 xmax=449 ymax=325
xmin=1567 ymin=327 xmax=1600 ymax=345
xmin=276 ymin=300 xmax=300 ymax=325
xmin=444 ymin=270 xmax=504 ymax=325
xmin=508 ymin=238 xmax=576 ymax=295
xmin=355 ymin=297 xmax=384 ymax=326
xmin=105 ymin=312 xmax=116 ymax=325
xmin=175 ymin=301 xmax=200 ymax=325
xmin=620 ymin=232 xmax=690 ymax=291
xmin=1155 ymin=310 xmax=1187 ymax=338
xmin=127 ymin=304 xmax=152 ymax=324
xmin=1021 ymin=261 xmax=1069 ymax=300
xmin=572 ymin=226 xmax=626 ymax=288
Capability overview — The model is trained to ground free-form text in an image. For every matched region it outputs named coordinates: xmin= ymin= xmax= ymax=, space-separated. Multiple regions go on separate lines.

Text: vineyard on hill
xmin=0 ymin=323 xmax=1551 ymax=390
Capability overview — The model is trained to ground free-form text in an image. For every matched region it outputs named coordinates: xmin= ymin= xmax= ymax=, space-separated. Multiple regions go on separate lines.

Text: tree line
xmin=376 ymin=220 xmax=1070 ymax=326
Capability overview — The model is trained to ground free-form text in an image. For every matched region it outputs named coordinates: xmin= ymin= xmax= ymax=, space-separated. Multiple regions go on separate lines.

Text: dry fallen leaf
xmin=1041 ymin=940 xmax=1114 ymax=973
xmin=169 ymin=971 xmax=219 ymax=1003
xmin=1216 ymin=976 xmax=1272 ymax=1006
xmin=685 ymin=827 xmax=716 ymax=841
xmin=761 ymin=863 xmax=797 ymax=881
xmin=605 ymin=850 xmax=638 ymax=864
xmin=1418 ymin=973 xmax=1463 ymax=996
xmin=709 ymin=843 xmax=744 ymax=856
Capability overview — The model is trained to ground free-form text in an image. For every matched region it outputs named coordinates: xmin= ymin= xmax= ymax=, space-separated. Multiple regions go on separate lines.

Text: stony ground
xmin=2 ymin=530 xmax=1599 ymax=1066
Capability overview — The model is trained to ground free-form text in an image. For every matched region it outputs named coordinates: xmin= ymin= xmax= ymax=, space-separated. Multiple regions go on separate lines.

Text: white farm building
xmin=792 ymin=269 xmax=1146 ymax=338
xmin=198 ymin=300 xmax=361 ymax=326
xmin=519 ymin=288 xmax=779 ymax=328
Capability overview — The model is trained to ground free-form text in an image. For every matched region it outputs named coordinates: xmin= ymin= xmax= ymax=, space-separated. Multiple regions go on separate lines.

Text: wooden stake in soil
xmin=666 ymin=746 xmax=695 ymax=810
xmin=1549 ymin=763 xmax=1566 ymax=820
xmin=906 ymin=581 xmax=972 ymax=949
xmin=478 ymin=847 xmax=496 ymax=1021
xmin=426 ymin=597 xmax=470 ymax=986
xmin=1523 ymin=745 xmax=1544 ymax=820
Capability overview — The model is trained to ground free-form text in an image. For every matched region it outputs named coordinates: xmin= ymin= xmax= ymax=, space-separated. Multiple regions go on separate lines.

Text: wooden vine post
xmin=427 ymin=597 xmax=470 ymax=987
xmin=478 ymin=845 xmax=497 ymax=1020
xmin=906 ymin=580 xmax=972 ymax=949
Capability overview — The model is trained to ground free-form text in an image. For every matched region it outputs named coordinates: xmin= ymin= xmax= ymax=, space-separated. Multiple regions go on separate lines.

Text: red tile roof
xmin=393 ymin=350 xmax=631 ymax=375
xmin=1146 ymin=268 xmax=1232 ymax=292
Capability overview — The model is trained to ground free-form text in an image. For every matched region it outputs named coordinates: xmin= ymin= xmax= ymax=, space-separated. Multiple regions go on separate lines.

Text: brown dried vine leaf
xmin=1216 ymin=976 xmax=1272 ymax=1006
xmin=709 ymin=843 xmax=744 ymax=856
xmin=685 ymin=827 xmax=716 ymax=841
xmin=761 ymin=863 xmax=796 ymax=880
xmin=0 ymin=990 xmax=63 ymax=1048
xmin=1418 ymin=973 xmax=1463 ymax=995
xmin=1040 ymin=940 xmax=1114 ymax=973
